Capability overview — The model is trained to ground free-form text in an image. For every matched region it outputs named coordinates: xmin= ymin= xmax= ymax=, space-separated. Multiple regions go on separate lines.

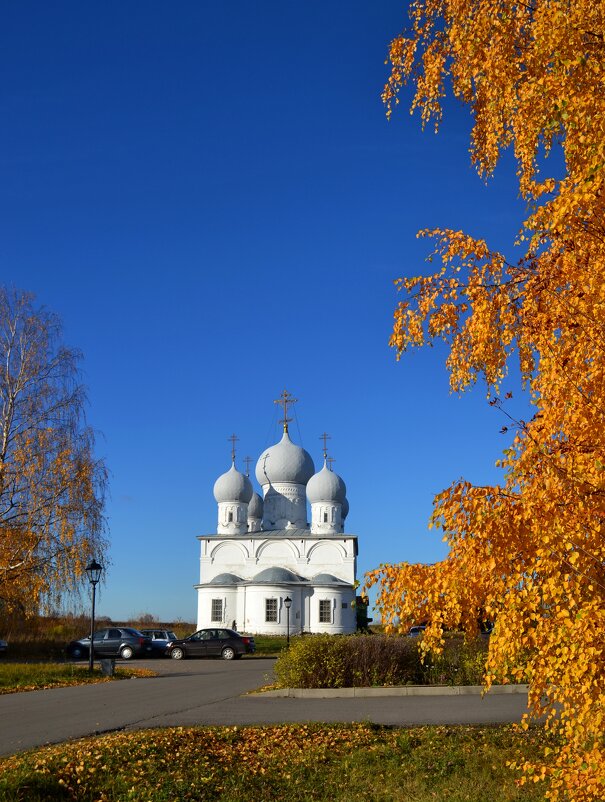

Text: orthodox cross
xmin=327 ymin=456 xmax=336 ymax=471
xmin=319 ymin=432 xmax=331 ymax=460
xmin=227 ymin=433 xmax=239 ymax=463
xmin=274 ymin=389 xmax=297 ymax=433
xmin=243 ymin=456 xmax=253 ymax=477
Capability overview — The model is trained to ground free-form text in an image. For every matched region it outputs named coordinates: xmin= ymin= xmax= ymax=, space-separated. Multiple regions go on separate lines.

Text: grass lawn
xmin=252 ymin=635 xmax=289 ymax=656
xmin=0 ymin=723 xmax=552 ymax=801
xmin=0 ymin=662 xmax=155 ymax=694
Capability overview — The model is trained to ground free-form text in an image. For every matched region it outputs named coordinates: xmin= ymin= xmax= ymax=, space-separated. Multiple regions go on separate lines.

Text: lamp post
xmin=284 ymin=596 xmax=292 ymax=647
xmin=85 ymin=559 xmax=103 ymax=672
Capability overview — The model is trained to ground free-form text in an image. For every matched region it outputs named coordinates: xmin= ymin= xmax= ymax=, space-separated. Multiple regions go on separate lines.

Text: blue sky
xmin=2 ymin=1 xmax=531 ymax=622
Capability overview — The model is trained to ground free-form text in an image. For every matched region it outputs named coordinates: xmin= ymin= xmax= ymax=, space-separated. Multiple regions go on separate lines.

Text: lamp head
xmin=85 ymin=559 xmax=103 ymax=585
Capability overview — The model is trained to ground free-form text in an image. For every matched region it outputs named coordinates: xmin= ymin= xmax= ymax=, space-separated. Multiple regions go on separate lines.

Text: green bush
xmin=422 ymin=637 xmax=488 ymax=686
xmin=274 ymin=634 xmax=491 ymax=689
xmin=274 ymin=634 xmax=424 ymax=688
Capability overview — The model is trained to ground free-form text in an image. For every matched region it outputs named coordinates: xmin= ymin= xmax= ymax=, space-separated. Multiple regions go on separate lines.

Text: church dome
xmin=306 ymin=462 xmax=346 ymax=504
xmin=255 ymin=431 xmax=315 ymax=486
xmin=208 ymin=573 xmax=243 ymax=585
xmin=252 ymin=566 xmax=306 ymax=584
xmin=312 ymin=573 xmax=349 ymax=585
xmin=248 ymin=491 xmax=264 ymax=518
xmin=342 ymin=497 xmax=349 ymax=520
xmin=213 ymin=464 xmax=253 ymax=504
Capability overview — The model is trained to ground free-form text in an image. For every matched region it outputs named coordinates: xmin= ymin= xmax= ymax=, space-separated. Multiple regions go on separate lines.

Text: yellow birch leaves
xmin=366 ymin=1 xmax=605 ymax=798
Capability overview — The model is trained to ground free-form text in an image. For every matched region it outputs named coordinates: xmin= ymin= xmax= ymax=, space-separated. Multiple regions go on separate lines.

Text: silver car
xmin=140 ymin=629 xmax=177 ymax=656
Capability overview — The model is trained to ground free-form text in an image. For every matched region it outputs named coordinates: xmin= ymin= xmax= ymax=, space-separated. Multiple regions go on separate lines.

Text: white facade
xmin=195 ymin=410 xmax=358 ymax=635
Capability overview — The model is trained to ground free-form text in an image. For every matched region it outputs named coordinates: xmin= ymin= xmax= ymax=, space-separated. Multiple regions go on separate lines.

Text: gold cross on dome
xmin=274 ymin=389 xmax=297 ymax=433
xmin=327 ymin=456 xmax=336 ymax=471
xmin=227 ymin=433 xmax=239 ymax=463
xmin=243 ymin=456 xmax=253 ymax=477
xmin=319 ymin=432 xmax=331 ymax=460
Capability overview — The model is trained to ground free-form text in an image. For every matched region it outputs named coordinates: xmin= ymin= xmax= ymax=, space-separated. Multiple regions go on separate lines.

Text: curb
xmin=261 ymin=685 xmax=528 ymax=698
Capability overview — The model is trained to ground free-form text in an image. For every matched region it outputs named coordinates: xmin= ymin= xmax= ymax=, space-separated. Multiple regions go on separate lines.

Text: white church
xmin=195 ymin=391 xmax=358 ymax=635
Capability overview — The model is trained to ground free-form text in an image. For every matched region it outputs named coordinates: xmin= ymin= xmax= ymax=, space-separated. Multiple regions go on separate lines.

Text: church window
xmin=211 ymin=599 xmax=223 ymax=622
xmin=227 ymin=511 xmax=233 ymax=523
xmin=265 ymin=598 xmax=278 ymax=623
xmin=319 ymin=599 xmax=331 ymax=623
xmin=323 ymin=511 xmax=328 ymax=523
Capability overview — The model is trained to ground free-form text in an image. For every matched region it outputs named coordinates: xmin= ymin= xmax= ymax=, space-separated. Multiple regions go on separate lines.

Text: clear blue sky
xmin=2 ymin=1 xmax=530 ymax=623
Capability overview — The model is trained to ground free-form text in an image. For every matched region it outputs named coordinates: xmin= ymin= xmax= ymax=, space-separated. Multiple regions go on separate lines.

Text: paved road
xmin=0 ymin=658 xmax=530 ymax=756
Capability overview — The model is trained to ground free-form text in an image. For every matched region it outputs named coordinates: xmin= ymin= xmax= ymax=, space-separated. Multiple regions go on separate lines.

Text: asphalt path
xmin=0 ymin=658 xmax=531 ymax=756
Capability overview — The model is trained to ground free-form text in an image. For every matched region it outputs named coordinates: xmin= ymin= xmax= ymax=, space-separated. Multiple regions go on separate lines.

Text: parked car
xmin=66 ymin=627 xmax=153 ymax=660
xmin=407 ymin=625 xmax=427 ymax=637
xmin=140 ymin=629 xmax=177 ymax=656
xmin=166 ymin=628 xmax=255 ymax=660
xmin=0 ymin=639 xmax=7 ymax=656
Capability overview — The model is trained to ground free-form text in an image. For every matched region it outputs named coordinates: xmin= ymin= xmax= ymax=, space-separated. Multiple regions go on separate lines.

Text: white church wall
xmin=217 ymin=501 xmax=248 ymax=535
xmin=261 ymin=482 xmax=307 ymax=529
xmin=306 ymin=541 xmax=356 ymax=584
xmin=308 ymin=586 xmax=356 ymax=634
xmin=205 ymin=540 xmax=249 ymax=580
xmin=242 ymin=585 xmax=299 ymax=635
xmin=255 ymin=539 xmax=300 ymax=566
xmin=196 ymin=587 xmax=239 ymax=630
xmin=310 ymin=502 xmax=343 ymax=535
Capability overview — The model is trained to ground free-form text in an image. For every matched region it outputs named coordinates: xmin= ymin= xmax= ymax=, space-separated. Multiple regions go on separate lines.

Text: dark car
xmin=140 ymin=629 xmax=177 ymax=656
xmin=166 ymin=628 xmax=255 ymax=660
xmin=66 ymin=627 xmax=153 ymax=660
xmin=407 ymin=625 xmax=427 ymax=637
xmin=0 ymin=639 xmax=7 ymax=656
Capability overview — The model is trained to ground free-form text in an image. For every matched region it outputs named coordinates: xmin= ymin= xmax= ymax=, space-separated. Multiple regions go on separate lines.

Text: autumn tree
xmin=364 ymin=1 xmax=605 ymax=799
xmin=0 ymin=288 xmax=108 ymax=616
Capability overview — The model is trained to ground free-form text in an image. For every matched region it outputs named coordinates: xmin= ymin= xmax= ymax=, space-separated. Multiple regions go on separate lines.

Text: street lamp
xmin=284 ymin=596 xmax=292 ymax=647
xmin=85 ymin=559 xmax=103 ymax=672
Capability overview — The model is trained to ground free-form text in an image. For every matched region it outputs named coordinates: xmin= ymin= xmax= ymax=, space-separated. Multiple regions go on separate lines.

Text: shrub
xmin=274 ymin=634 xmax=424 ymax=688
xmin=421 ymin=637 xmax=488 ymax=686
xmin=274 ymin=633 xmax=491 ymax=689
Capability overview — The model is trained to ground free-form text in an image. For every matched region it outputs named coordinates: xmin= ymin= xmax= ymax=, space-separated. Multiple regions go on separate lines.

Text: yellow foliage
xmin=0 ymin=289 xmax=108 ymax=614
xmin=366 ymin=1 xmax=605 ymax=799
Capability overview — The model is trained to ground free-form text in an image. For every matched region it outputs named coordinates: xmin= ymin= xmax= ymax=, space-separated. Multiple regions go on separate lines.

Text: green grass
xmin=252 ymin=635 xmax=290 ymax=656
xmin=0 ymin=662 xmax=154 ymax=693
xmin=0 ymin=723 xmax=552 ymax=801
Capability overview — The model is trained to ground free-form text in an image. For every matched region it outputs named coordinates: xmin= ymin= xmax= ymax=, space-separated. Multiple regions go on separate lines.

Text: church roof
xmin=207 ymin=572 xmax=244 ymax=585
xmin=307 ymin=461 xmax=347 ymax=504
xmin=255 ymin=430 xmax=315 ymax=486
xmin=213 ymin=463 xmax=253 ymax=504
xmin=198 ymin=529 xmax=358 ymax=542
xmin=252 ymin=567 xmax=307 ymax=584
xmin=311 ymin=573 xmax=350 ymax=585
xmin=248 ymin=491 xmax=263 ymax=518
xmin=341 ymin=496 xmax=349 ymax=520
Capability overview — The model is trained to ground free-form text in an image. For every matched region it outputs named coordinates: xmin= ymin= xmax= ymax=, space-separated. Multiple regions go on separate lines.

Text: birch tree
xmin=0 ymin=288 xmax=108 ymax=615
xmin=365 ymin=1 xmax=605 ymax=798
